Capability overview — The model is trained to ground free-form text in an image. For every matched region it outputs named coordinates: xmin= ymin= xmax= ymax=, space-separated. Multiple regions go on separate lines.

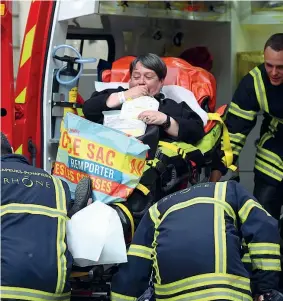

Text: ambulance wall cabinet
xmin=99 ymin=1 xmax=231 ymax=22
xmin=238 ymin=1 xmax=283 ymax=25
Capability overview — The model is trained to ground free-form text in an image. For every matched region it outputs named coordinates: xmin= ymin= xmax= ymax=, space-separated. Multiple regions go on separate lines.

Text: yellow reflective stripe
xmin=229 ymin=132 xmax=246 ymax=145
xmin=249 ymin=67 xmax=269 ymax=113
xmin=136 ymin=183 xmax=150 ymax=196
xmin=149 ymin=202 xmax=160 ymax=225
xmin=239 ymin=199 xmax=271 ymax=224
xmin=208 ymin=113 xmax=237 ymax=171
xmin=249 ymin=243 xmax=280 ymax=256
xmin=52 ymin=177 xmax=67 ymax=212
xmin=1 ymin=4 xmax=5 ymax=15
xmin=155 ymin=287 xmax=252 ymax=301
xmin=242 ymin=253 xmax=251 ymax=263
xmin=127 ymin=244 xmax=152 ymax=260
xmin=0 ymin=203 xmax=66 ymax=218
xmin=255 ymin=157 xmax=283 ymax=182
xmin=20 ymin=25 xmax=36 ymax=67
xmin=228 ymin=102 xmax=257 ymax=121
xmin=52 ymin=177 xmax=67 ymax=294
xmin=114 ymin=203 xmax=135 ymax=240
xmin=257 ymin=146 xmax=283 ymax=168
xmin=252 ymin=258 xmax=281 ymax=271
xmin=147 ymin=158 xmax=160 ymax=168
xmin=15 ymin=87 xmax=27 ymax=104
xmin=14 ymin=144 xmax=23 ymax=154
xmin=161 ymin=197 xmax=236 ymax=224
xmin=149 ymin=203 xmax=161 ymax=284
xmin=76 ymin=108 xmax=84 ymax=117
xmin=269 ymin=118 xmax=279 ymax=133
xmin=155 ymin=273 xmax=251 ymax=295
xmin=272 ymin=114 xmax=283 ymax=124
xmin=111 ymin=292 xmax=136 ymax=301
xmin=0 ymin=286 xmax=70 ymax=301
xmin=52 ymin=176 xmax=61 ymax=213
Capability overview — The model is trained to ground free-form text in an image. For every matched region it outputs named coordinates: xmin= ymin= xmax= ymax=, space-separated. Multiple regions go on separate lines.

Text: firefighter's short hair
xmin=264 ymin=33 xmax=283 ymax=51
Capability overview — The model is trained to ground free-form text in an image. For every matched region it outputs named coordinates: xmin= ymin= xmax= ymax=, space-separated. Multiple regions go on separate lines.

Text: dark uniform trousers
xmin=110 ymin=181 xmax=281 ymax=301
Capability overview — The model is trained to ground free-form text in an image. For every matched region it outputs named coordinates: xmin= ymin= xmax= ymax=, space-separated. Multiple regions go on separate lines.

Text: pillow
xmin=162 ymin=85 xmax=208 ymax=126
xmin=94 ymin=81 xmax=129 ymax=92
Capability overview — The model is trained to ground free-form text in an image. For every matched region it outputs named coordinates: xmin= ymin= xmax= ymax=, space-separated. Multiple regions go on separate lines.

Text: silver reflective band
xmin=128 ymin=244 xmax=153 ymax=260
xmin=156 ymin=288 xmax=252 ymax=301
xmin=228 ymin=102 xmax=256 ymax=121
xmin=155 ymin=273 xmax=251 ymax=295
xmin=257 ymin=147 xmax=283 ymax=168
xmin=252 ymin=258 xmax=281 ymax=271
xmin=0 ymin=286 xmax=70 ymax=301
xmin=229 ymin=132 xmax=246 ymax=145
xmin=249 ymin=243 xmax=280 ymax=256
xmin=249 ymin=67 xmax=269 ymax=113
xmin=0 ymin=203 xmax=66 ymax=218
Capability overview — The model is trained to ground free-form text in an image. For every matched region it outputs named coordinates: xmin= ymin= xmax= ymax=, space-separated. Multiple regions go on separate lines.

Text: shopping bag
xmin=53 ymin=112 xmax=149 ymax=204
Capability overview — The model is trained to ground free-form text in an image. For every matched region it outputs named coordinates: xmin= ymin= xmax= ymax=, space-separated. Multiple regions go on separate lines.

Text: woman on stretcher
xmin=82 ymin=53 xmax=205 ymax=146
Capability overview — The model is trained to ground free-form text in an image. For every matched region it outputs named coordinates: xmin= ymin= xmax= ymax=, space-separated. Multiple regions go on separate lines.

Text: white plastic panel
xmin=58 ymin=0 xmax=99 ymax=21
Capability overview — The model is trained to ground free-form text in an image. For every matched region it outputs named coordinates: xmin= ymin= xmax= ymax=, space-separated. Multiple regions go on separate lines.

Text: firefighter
xmin=210 ymin=33 xmax=283 ymax=221
xmin=110 ymin=181 xmax=281 ymax=301
xmin=0 ymin=132 xmax=73 ymax=301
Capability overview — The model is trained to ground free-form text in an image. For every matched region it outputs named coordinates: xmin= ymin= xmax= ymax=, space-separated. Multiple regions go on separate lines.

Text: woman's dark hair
xmin=264 ymin=33 xmax=283 ymax=51
xmin=1 ymin=132 xmax=13 ymax=155
xmin=129 ymin=53 xmax=167 ymax=80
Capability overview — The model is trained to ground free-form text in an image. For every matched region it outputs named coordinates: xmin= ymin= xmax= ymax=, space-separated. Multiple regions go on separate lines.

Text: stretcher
xmin=70 ymin=56 xmax=236 ymax=300
xmin=98 ymin=56 xmax=235 ymax=233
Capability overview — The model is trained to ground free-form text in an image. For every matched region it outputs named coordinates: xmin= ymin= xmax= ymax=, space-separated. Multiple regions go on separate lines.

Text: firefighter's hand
xmin=209 ymin=170 xmax=222 ymax=182
xmin=254 ymin=296 xmax=264 ymax=301
xmin=124 ymin=85 xmax=149 ymax=99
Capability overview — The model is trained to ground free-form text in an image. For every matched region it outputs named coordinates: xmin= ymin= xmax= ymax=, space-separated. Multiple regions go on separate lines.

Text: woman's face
xmin=129 ymin=61 xmax=164 ymax=96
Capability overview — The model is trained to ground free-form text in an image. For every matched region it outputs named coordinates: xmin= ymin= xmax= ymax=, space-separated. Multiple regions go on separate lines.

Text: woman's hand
xmin=106 ymin=85 xmax=149 ymax=108
xmin=138 ymin=110 xmax=167 ymax=125
xmin=254 ymin=296 xmax=264 ymax=301
xmin=209 ymin=170 xmax=223 ymax=182
xmin=124 ymin=85 xmax=149 ymax=100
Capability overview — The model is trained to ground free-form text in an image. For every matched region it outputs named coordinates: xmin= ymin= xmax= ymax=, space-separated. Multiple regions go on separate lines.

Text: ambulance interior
xmin=43 ymin=0 xmax=283 ymax=196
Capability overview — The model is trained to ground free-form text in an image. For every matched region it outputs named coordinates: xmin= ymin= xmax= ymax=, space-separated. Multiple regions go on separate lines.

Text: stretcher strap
xmin=136 ymin=183 xmax=150 ymax=196
xmin=113 ymin=203 xmax=135 ymax=240
xmin=158 ymin=141 xmax=179 ymax=153
xmin=158 ymin=141 xmax=189 ymax=160
xmin=207 ymin=113 xmax=237 ymax=171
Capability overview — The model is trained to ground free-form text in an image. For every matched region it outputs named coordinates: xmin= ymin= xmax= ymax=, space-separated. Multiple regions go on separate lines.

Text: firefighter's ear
xmin=11 ymin=147 xmax=14 ymax=154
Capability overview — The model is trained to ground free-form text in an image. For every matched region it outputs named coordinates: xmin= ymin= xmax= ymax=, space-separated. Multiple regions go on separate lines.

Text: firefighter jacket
xmin=111 ymin=180 xmax=281 ymax=301
xmin=222 ymin=63 xmax=283 ymax=185
xmin=1 ymin=154 xmax=73 ymax=301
